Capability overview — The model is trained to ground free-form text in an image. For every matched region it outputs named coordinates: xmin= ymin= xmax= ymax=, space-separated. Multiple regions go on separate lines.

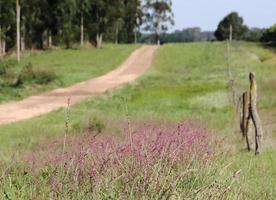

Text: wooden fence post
xmin=240 ymin=73 xmax=263 ymax=155
xmin=249 ymin=73 xmax=263 ymax=154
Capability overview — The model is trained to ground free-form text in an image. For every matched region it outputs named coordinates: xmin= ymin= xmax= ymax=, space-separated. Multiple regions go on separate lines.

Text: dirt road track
xmin=0 ymin=45 xmax=158 ymax=125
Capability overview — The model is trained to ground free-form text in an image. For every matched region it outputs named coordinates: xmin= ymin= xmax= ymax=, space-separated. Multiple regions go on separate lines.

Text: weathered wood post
xmin=249 ymin=73 xmax=263 ymax=154
xmin=240 ymin=91 xmax=252 ymax=151
xmin=240 ymin=73 xmax=263 ymax=155
xmin=229 ymin=24 xmax=233 ymax=41
xmin=226 ymin=24 xmax=236 ymax=105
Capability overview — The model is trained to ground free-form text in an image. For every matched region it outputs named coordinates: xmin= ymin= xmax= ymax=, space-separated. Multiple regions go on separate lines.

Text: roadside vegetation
xmin=0 ymin=42 xmax=275 ymax=199
xmin=1 ymin=0 xmax=275 ymax=198
xmin=0 ymin=44 xmax=138 ymax=102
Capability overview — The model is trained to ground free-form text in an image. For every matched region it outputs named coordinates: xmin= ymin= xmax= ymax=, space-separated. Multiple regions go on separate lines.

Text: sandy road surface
xmin=0 ymin=45 xmax=158 ymax=125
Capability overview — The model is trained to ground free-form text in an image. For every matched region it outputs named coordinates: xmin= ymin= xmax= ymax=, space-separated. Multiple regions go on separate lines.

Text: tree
xmin=215 ymin=12 xmax=248 ymax=41
xmin=87 ymin=0 xmax=124 ymax=48
xmin=121 ymin=0 xmax=142 ymax=44
xmin=243 ymin=28 xmax=265 ymax=42
xmin=106 ymin=0 xmax=124 ymax=44
xmin=0 ymin=0 xmax=15 ymax=56
xmin=44 ymin=0 xmax=59 ymax=48
xmin=143 ymin=0 xmax=174 ymax=45
xmin=54 ymin=0 xmax=77 ymax=48
xmin=261 ymin=24 xmax=276 ymax=43
xmin=20 ymin=0 xmax=49 ymax=49
xmin=87 ymin=0 xmax=107 ymax=48
xmin=76 ymin=0 xmax=90 ymax=46
xmin=102 ymin=0 xmax=142 ymax=44
xmin=16 ymin=0 xmax=20 ymax=61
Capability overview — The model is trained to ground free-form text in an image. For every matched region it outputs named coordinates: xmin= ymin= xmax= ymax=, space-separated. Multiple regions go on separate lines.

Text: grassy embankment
xmin=0 ymin=44 xmax=139 ymax=102
xmin=0 ymin=42 xmax=276 ymax=199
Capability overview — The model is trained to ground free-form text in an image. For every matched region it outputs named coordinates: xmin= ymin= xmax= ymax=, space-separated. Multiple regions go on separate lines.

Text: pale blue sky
xmin=172 ymin=0 xmax=276 ymax=31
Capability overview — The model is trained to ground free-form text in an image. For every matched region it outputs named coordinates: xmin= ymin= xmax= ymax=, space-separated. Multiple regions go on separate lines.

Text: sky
xmin=172 ymin=0 xmax=276 ymax=31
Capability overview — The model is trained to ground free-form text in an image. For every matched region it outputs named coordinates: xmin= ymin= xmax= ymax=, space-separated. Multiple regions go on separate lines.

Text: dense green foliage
xmin=0 ymin=0 xmax=15 ymax=49
xmin=215 ymin=12 xmax=248 ymax=41
xmin=0 ymin=0 xmax=144 ymax=51
xmin=261 ymin=24 xmax=276 ymax=43
xmin=243 ymin=28 xmax=265 ymax=42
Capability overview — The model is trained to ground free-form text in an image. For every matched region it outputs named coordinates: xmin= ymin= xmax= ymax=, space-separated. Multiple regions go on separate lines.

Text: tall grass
xmin=0 ymin=121 xmax=240 ymax=199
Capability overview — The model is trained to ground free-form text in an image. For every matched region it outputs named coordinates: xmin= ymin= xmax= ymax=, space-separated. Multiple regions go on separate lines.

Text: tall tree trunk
xmin=156 ymin=18 xmax=161 ymax=45
xmin=21 ymin=22 xmax=25 ymax=51
xmin=16 ymin=0 xmax=21 ymax=62
xmin=0 ymin=26 xmax=2 ymax=57
xmin=80 ymin=13 xmax=84 ymax=46
xmin=156 ymin=33 xmax=160 ymax=46
xmin=48 ymin=31 xmax=52 ymax=48
xmin=134 ymin=30 xmax=137 ymax=44
xmin=39 ymin=34 xmax=44 ymax=49
xmin=2 ymin=40 xmax=6 ymax=56
xmin=96 ymin=33 xmax=103 ymax=48
xmin=115 ymin=26 xmax=118 ymax=45
xmin=21 ymin=37 xmax=25 ymax=51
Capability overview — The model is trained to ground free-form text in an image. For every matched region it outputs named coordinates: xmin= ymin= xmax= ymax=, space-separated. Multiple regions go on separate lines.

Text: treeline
xmin=0 ymin=0 xmax=175 ymax=60
xmin=261 ymin=24 xmax=276 ymax=44
xmin=0 ymin=0 xmax=142 ymax=54
xmin=140 ymin=28 xmax=215 ymax=44
xmin=214 ymin=12 xmax=275 ymax=44
xmin=140 ymin=26 xmax=266 ymax=44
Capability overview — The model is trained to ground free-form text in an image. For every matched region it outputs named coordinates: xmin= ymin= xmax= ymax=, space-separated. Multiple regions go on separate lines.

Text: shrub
xmin=0 ymin=71 xmax=18 ymax=87
xmin=0 ymin=63 xmax=6 ymax=75
xmin=0 ymin=60 xmax=17 ymax=75
xmin=86 ymin=117 xmax=106 ymax=134
xmin=33 ymin=70 xmax=56 ymax=85
xmin=15 ymin=63 xmax=56 ymax=86
xmin=72 ymin=117 xmax=106 ymax=134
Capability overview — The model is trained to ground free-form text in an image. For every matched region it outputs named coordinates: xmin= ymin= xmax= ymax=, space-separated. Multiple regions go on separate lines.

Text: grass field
xmin=0 ymin=42 xmax=276 ymax=199
xmin=0 ymin=44 xmax=138 ymax=102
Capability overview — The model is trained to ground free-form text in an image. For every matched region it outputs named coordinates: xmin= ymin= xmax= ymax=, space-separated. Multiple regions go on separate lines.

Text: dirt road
xmin=0 ymin=45 xmax=158 ymax=125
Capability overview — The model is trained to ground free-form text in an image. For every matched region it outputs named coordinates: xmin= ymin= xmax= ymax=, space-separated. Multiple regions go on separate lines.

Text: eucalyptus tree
xmin=143 ymin=0 xmax=174 ymax=45
xmin=16 ymin=0 xmax=20 ymax=61
xmin=121 ymin=0 xmax=143 ymax=43
xmin=111 ymin=0 xmax=124 ymax=44
xmin=76 ymin=0 xmax=90 ymax=46
xmin=44 ymin=0 xmax=59 ymax=48
xmin=0 ymin=0 xmax=15 ymax=56
xmin=54 ymin=0 xmax=77 ymax=48
xmin=20 ymin=0 xmax=50 ymax=49
xmin=88 ymin=0 xmax=123 ymax=48
xmin=0 ymin=0 xmax=146 ymax=51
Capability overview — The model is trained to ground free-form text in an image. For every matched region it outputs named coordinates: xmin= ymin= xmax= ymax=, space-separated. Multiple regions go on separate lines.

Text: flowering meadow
xmin=0 ymin=121 xmax=239 ymax=199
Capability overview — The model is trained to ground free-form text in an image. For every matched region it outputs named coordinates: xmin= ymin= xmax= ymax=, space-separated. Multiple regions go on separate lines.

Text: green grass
xmin=0 ymin=42 xmax=276 ymax=198
xmin=0 ymin=44 xmax=139 ymax=102
xmin=1 ymin=42 xmax=276 ymax=150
